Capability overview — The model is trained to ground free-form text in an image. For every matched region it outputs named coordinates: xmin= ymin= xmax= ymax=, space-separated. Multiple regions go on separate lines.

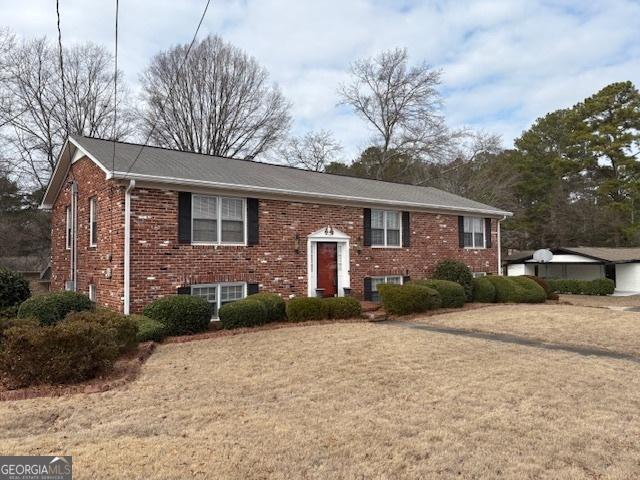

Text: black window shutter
xmin=402 ymin=211 xmax=410 ymax=247
xmin=178 ymin=192 xmax=192 ymax=244
xmin=177 ymin=286 xmax=190 ymax=295
xmin=458 ymin=216 xmax=465 ymax=248
xmin=363 ymin=208 xmax=372 ymax=247
xmin=363 ymin=277 xmax=373 ymax=301
xmin=485 ymin=218 xmax=492 ymax=248
xmin=247 ymin=198 xmax=259 ymax=246
xmin=247 ymin=283 xmax=259 ymax=295
xmin=403 ymin=275 xmax=411 ymax=284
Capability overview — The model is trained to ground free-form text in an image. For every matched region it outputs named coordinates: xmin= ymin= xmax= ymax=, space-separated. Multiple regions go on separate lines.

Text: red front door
xmin=317 ymin=242 xmax=338 ymax=297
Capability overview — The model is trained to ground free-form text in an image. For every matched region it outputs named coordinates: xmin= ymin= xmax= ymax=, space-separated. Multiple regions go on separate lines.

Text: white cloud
xmin=3 ymin=0 xmax=639 ymax=155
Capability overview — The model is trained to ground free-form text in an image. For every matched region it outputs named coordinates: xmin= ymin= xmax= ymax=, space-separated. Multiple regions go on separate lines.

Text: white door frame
xmin=307 ymin=227 xmax=350 ymax=297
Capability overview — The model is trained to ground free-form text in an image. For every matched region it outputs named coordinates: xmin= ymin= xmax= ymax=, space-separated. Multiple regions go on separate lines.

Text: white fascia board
xmin=111 ymin=171 xmax=513 ymax=218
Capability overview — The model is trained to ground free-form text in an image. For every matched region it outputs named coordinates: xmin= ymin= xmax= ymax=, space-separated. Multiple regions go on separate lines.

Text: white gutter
xmin=110 ymin=171 xmax=513 ymax=218
xmin=123 ymin=179 xmax=135 ymax=314
xmin=497 ymin=216 xmax=506 ymax=275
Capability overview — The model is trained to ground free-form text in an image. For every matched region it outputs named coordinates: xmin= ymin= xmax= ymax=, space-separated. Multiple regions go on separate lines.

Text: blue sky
xmin=3 ymin=0 xmax=639 ymax=160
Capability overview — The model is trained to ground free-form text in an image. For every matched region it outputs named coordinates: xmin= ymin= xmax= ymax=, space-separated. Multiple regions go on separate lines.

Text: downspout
xmin=497 ymin=216 xmax=506 ymax=275
xmin=124 ymin=179 xmax=135 ymax=314
xmin=70 ymin=180 xmax=78 ymax=291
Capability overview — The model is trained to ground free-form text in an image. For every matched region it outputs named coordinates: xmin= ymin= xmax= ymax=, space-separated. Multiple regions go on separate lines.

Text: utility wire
xmin=56 ymin=0 xmax=70 ymax=136
xmin=121 ymin=0 xmax=211 ymax=178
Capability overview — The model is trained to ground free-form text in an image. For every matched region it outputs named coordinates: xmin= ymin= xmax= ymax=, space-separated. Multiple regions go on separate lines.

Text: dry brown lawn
xmin=416 ymin=303 xmax=640 ymax=357
xmin=560 ymin=293 xmax=640 ymax=308
xmin=1 ymin=308 xmax=640 ymax=479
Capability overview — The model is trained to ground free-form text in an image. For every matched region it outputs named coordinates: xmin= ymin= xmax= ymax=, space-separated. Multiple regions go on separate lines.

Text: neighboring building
xmin=41 ymin=136 xmax=511 ymax=315
xmin=0 ymin=255 xmax=51 ymax=295
xmin=505 ymin=247 xmax=640 ymax=293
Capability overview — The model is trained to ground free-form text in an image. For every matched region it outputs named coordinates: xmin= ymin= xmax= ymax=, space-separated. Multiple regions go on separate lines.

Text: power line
xmin=121 ymin=0 xmax=211 ymax=178
xmin=55 ymin=0 xmax=70 ymax=136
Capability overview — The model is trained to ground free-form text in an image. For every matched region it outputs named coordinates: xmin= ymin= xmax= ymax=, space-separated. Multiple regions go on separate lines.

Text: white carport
xmin=504 ymin=247 xmax=640 ymax=294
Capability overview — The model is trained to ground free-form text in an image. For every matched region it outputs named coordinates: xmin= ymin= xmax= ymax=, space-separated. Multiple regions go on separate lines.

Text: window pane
xmin=386 ymin=276 xmax=402 ymax=285
xmin=463 ymin=232 xmax=473 ymax=247
xmin=221 ymin=284 xmax=244 ymax=302
xmin=474 ymin=232 xmax=484 ymax=247
xmin=463 ymin=216 xmax=472 ymax=233
xmin=387 ymin=229 xmax=400 ymax=246
xmin=386 ymin=211 xmax=400 ymax=229
xmin=221 ymin=220 xmax=244 ymax=243
xmin=371 ymin=210 xmax=384 ymax=229
xmin=192 ymin=286 xmax=217 ymax=317
xmin=473 ymin=217 xmax=483 ymax=232
xmin=371 ymin=277 xmax=384 ymax=292
xmin=193 ymin=219 xmax=217 ymax=242
xmin=91 ymin=221 xmax=97 ymax=245
xmin=371 ymin=228 xmax=385 ymax=246
xmin=193 ymin=195 xmax=217 ymax=219
xmin=221 ymin=198 xmax=243 ymax=220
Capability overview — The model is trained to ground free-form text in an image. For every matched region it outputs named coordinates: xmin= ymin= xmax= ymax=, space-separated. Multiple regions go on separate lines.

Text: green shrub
xmin=286 ymin=297 xmax=328 ymax=322
xmin=485 ymin=276 xmax=520 ymax=303
xmin=0 ymin=267 xmax=31 ymax=308
xmin=219 ymin=299 xmax=267 ymax=329
xmin=323 ymin=296 xmax=363 ymax=319
xmin=247 ymin=292 xmax=286 ymax=322
xmin=409 ymin=279 xmax=465 ymax=308
xmin=17 ymin=291 xmax=93 ymax=325
xmin=65 ymin=310 xmax=138 ymax=353
xmin=523 ymin=275 xmax=553 ymax=299
xmin=378 ymin=284 xmax=441 ymax=316
xmin=433 ymin=260 xmax=474 ymax=301
xmin=511 ymin=276 xmax=547 ymax=303
xmin=132 ymin=315 xmax=167 ymax=342
xmin=0 ymin=320 xmax=119 ymax=387
xmin=547 ymin=278 xmax=615 ymax=296
xmin=0 ymin=305 xmax=19 ymax=320
xmin=472 ymin=277 xmax=496 ymax=303
xmin=143 ymin=295 xmax=211 ymax=336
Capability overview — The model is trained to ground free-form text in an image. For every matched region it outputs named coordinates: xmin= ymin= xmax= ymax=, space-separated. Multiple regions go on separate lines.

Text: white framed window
xmin=371 ymin=209 xmax=401 ymax=247
xmin=88 ymin=284 xmax=96 ymax=302
xmin=370 ymin=275 xmax=403 ymax=302
xmin=192 ymin=195 xmax=246 ymax=245
xmin=463 ymin=216 xmax=485 ymax=249
xmin=472 ymin=272 xmax=487 ymax=278
xmin=65 ymin=206 xmax=72 ymax=250
xmin=191 ymin=282 xmax=246 ymax=319
xmin=89 ymin=197 xmax=97 ymax=247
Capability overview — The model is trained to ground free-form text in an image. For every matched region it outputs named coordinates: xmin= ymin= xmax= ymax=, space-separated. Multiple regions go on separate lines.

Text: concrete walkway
xmin=379 ymin=319 xmax=640 ymax=364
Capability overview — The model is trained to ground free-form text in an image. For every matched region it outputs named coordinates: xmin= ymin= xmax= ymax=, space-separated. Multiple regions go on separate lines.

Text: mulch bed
xmin=0 ymin=342 xmax=156 ymax=402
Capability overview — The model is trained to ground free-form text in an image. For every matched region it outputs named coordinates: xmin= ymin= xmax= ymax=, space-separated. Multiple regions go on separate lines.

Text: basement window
xmin=370 ymin=275 xmax=403 ymax=302
xmin=191 ymin=282 xmax=246 ymax=319
xmin=88 ymin=284 xmax=96 ymax=302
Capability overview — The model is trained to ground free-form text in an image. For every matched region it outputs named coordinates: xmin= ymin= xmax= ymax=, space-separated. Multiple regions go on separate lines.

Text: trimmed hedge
xmin=433 ymin=260 xmax=474 ymax=301
xmin=0 ymin=316 xmax=39 ymax=341
xmin=65 ymin=310 xmax=138 ymax=353
xmin=247 ymin=292 xmax=286 ymax=322
xmin=286 ymin=297 xmax=328 ymax=322
xmin=485 ymin=276 xmax=546 ymax=303
xmin=0 ymin=305 xmax=19 ymax=320
xmin=132 ymin=315 xmax=167 ymax=342
xmin=0 ymin=267 xmax=30 ymax=308
xmin=378 ymin=284 xmax=441 ymax=316
xmin=409 ymin=279 xmax=465 ymax=308
xmin=17 ymin=291 xmax=93 ymax=325
xmin=0 ymin=320 xmax=119 ymax=387
xmin=219 ymin=299 xmax=267 ymax=329
xmin=143 ymin=295 xmax=211 ymax=336
xmin=472 ymin=277 xmax=496 ymax=303
xmin=510 ymin=276 xmax=547 ymax=303
xmin=548 ymin=278 xmax=615 ymax=296
xmin=324 ymin=296 xmax=362 ymax=319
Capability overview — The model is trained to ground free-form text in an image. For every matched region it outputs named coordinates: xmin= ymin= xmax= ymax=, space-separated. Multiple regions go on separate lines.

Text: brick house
xmin=41 ymin=136 xmax=512 ymax=315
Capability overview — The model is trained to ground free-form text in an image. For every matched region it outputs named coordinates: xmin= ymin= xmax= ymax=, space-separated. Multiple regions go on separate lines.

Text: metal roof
xmin=43 ymin=135 xmax=512 ymax=217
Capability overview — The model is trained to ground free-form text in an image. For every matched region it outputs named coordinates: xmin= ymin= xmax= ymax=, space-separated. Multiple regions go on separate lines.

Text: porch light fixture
xmin=294 ymin=233 xmax=301 ymax=254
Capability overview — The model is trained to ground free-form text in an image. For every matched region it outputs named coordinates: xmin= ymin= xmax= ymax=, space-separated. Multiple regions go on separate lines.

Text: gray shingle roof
xmin=70 ymin=135 xmax=511 ymax=216
xmin=505 ymin=247 xmax=640 ymax=263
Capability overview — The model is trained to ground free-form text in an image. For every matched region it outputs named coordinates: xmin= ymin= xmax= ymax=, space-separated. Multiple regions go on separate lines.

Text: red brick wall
xmin=128 ymin=189 xmax=498 ymax=312
xmin=50 ymin=157 xmax=125 ymax=310
xmin=51 ymin=159 xmax=498 ymax=313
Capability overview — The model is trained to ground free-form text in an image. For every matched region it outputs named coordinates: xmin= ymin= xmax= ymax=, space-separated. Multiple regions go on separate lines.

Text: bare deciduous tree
xmin=278 ymin=130 xmax=342 ymax=171
xmin=338 ymin=48 xmax=457 ymax=178
xmin=0 ymin=37 xmax=130 ymax=189
xmin=140 ymin=35 xmax=291 ymax=159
